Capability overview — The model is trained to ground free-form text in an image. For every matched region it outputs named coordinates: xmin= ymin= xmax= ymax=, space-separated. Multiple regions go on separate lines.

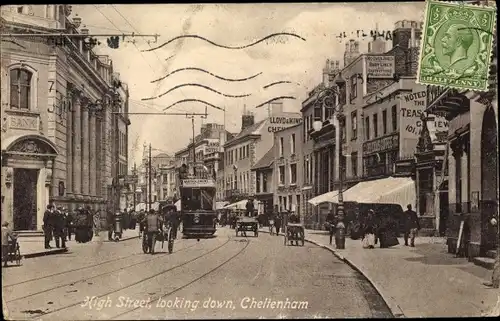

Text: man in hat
xmin=43 ymin=204 xmax=55 ymax=249
xmin=2 ymin=221 xmax=16 ymax=267
xmin=402 ymin=204 xmax=420 ymax=247
xmin=53 ymin=206 xmax=67 ymax=249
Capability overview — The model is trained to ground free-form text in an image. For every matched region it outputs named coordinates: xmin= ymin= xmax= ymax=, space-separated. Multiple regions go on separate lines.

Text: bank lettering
xmin=9 ymin=116 xmax=38 ymax=130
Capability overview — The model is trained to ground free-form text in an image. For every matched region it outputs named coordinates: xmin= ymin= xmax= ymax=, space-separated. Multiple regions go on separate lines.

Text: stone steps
xmin=472 ymin=256 xmax=496 ymax=270
xmin=486 ymin=250 xmax=497 ymax=259
xmin=15 ymin=230 xmax=45 ymax=237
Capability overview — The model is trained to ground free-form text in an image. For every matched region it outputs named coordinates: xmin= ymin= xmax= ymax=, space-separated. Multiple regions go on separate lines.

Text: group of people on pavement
xmin=358 ymin=204 xmax=420 ymax=249
xmin=43 ymin=204 xmax=97 ymax=248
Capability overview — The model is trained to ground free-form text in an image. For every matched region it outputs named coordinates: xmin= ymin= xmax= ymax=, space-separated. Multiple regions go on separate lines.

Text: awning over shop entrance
xmin=307 ymin=189 xmax=340 ymax=206
xmin=216 ymin=201 xmax=229 ymax=210
xmin=174 ymin=200 xmax=181 ymax=211
xmin=326 ymin=177 xmax=416 ymax=209
xmin=223 ymin=199 xmax=247 ymax=210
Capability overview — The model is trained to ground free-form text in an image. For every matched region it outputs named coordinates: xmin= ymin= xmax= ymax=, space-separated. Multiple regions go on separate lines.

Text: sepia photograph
xmin=1 ymin=1 xmax=498 ymax=319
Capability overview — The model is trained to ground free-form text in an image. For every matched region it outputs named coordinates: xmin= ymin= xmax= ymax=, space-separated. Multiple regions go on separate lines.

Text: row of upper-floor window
xmin=225 ymin=144 xmax=250 ymax=165
xmin=277 ymin=163 xmax=298 ymax=185
xmin=303 ymin=103 xmax=399 ymax=143
xmin=225 ymin=171 xmax=251 ymax=192
xmin=7 ymin=65 xmax=117 ymax=113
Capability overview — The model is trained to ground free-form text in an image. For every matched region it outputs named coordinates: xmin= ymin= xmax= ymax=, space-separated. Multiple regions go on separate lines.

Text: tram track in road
xmin=3 ymin=236 xmax=161 ymax=288
xmin=27 ymin=237 xmax=234 ymax=319
xmin=111 ymin=238 xmax=251 ymax=320
xmin=4 ymin=240 xmax=201 ymax=304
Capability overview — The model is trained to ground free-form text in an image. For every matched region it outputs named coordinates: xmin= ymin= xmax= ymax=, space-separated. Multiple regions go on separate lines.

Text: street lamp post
xmin=311 ymin=78 xmax=346 ymax=249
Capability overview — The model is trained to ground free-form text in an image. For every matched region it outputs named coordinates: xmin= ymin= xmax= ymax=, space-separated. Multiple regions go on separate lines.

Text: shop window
xmin=246 ymin=145 xmax=249 ymax=158
xmin=10 ymin=68 xmax=32 ymax=110
xmin=373 ymin=113 xmax=379 ymax=138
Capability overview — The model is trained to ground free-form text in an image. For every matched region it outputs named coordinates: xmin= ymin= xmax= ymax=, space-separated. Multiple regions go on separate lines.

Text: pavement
xmin=17 ymin=227 xmax=140 ymax=259
xmin=259 ymin=226 xmax=500 ymax=318
xmin=2 ymin=228 xmax=392 ymax=319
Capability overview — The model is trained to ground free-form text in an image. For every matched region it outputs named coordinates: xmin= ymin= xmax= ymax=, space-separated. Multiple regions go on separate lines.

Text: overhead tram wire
xmin=93 ymin=5 xmax=180 ymax=114
xmin=108 ymin=5 xmax=191 ymax=107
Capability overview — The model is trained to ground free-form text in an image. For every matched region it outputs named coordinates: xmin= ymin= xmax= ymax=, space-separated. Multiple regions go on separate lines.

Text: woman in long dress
xmin=362 ymin=210 xmax=376 ymax=249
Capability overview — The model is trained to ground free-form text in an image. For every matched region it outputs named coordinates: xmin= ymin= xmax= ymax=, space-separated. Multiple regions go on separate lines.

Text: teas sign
xmin=366 ymin=55 xmax=395 ymax=78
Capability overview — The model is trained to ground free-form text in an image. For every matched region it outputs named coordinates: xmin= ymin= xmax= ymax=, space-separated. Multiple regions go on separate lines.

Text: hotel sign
xmin=205 ymin=141 xmax=220 ymax=154
xmin=363 ymin=133 xmax=399 ymax=156
xmin=366 ymin=55 xmax=395 ymax=79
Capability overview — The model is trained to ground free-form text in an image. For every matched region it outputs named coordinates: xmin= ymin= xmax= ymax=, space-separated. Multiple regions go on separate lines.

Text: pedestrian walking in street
xmin=93 ymin=210 xmax=101 ymax=237
xmin=245 ymin=197 xmax=255 ymax=217
xmin=107 ymin=209 xmax=115 ymax=241
xmin=362 ymin=210 xmax=376 ymax=249
xmin=66 ymin=209 xmax=74 ymax=241
xmin=274 ymin=212 xmax=283 ymax=235
xmin=43 ymin=205 xmax=54 ymax=249
xmin=483 ymin=215 xmax=499 ymax=289
xmin=325 ymin=210 xmax=336 ymax=245
xmin=403 ymin=204 xmax=420 ymax=247
xmin=137 ymin=209 xmax=146 ymax=238
xmin=377 ymin=212 xmax=399 ymax=248
xmin=53 ymin=207 xmax=67 ymax=249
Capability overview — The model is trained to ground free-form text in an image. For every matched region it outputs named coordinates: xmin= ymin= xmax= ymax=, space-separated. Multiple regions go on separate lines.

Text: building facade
xmin=427 ymin=47 xmax=498 ymax=259
xmin=273 ymin=124 xmax=303 ymax=217
xmin=1 ymin=5 xmax=128 ymax=230
xmin=223 ymin=104 xmax=301 ymax=202
xmin=306 ymin=20 xmax=423 ymax=229
xmin=251 ymin=148 xmax=274 ymax=215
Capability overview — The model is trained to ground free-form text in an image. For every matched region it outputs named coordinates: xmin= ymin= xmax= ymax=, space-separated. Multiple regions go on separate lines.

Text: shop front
xmin=1 ymin=135 xmax=59 ymax=231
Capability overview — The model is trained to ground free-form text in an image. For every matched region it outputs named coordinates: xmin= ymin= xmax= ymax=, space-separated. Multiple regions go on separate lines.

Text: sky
xmin=71 ymin=2 xmax=425 ymax=167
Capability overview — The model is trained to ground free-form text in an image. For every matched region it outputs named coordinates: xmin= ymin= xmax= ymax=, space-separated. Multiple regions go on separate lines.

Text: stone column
xmin=89 ymin=113 xmax=97 ymax=197
xmin=81 ymin=99 xmax=90 ymax=198
xmin=72 ymin=92 xmax=82 ymax=198
xmin=66 ymin=91 xmax=73 ymax=198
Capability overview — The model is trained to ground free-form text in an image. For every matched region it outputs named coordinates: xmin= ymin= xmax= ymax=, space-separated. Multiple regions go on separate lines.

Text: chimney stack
xmin=241 ymin=111 xmax=255 ymax=131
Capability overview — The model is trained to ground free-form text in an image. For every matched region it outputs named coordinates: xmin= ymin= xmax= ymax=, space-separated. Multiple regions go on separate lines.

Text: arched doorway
xmin=1 ymin=135 xmax=58 ymax=231
xmin=480 ymin=106 xmax=498 ymax=254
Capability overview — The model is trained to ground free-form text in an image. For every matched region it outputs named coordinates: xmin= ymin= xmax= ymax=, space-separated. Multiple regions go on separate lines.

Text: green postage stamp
xmin=417 ymin=0 xmax=497 ymax=91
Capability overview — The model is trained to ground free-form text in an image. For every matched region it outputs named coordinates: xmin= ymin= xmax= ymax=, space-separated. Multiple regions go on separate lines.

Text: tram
xmin=179 ymin=177 xmax=217 ymax=238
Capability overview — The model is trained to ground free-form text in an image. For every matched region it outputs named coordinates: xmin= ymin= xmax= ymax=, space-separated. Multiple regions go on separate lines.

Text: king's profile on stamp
xmin=416 ymin=0 xmax=496 ymax=91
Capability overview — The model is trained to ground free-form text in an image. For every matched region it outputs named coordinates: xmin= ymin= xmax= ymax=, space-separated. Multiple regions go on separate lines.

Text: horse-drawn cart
xmin=284 ymin=223 xmax=305 ymax=246
xmin=235 ymin=216 xmax=258 ymax=237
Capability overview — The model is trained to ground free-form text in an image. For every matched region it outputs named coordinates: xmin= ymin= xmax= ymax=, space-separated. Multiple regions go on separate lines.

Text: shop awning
xmin=223 ymin=199 xmax=248 ymax=210
xmin=174 ymin=200 xmax=181 ymax=211
xmin=135 ymin=203 xmax=147 ymax=212
xmin=307 ymin=189 xmax=340 ymax=206
xmin=216 ymin=201 xmax=229 ymax=210
xmin=327 ymin=177 xmax=416 ymax=209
